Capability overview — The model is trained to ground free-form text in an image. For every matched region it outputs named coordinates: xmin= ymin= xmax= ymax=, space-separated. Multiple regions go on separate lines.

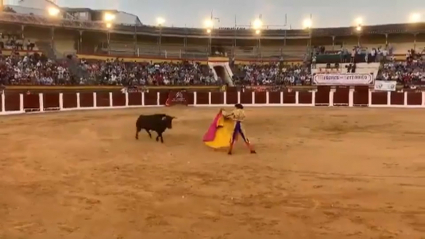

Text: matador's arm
xmin=221 ymin=109 xmax=234 ymax=118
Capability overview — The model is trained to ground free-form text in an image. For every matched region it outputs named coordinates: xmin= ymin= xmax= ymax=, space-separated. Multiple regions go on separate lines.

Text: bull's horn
xmin=162 ymin=116 xmax=167 ymax=120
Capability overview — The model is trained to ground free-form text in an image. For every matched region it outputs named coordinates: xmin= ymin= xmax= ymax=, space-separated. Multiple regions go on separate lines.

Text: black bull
xmin=135 ymin=114 xmax=176 ymax=143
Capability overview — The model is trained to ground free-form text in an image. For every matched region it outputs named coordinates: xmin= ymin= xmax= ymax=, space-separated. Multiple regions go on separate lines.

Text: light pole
xmin=204 ymin=19 xmax=214 ymax=55
xmin=355 ymin=17 xmax=363 ymax=46
xmin=204 ymin=15 xmax=220 ymax=56
xmin=252 ymin=18 xmax=263 ymax=58
xmin=409 ymin=13 xmax=421 ymax=50
xmin=206 ymin=28 xmax=212 ymax=55
xmin=47 ymin=7 xmax=60 ymax=50
xmin=156 ymin=17 xmax=165 ymax=56
xmin=302 ymin=17 xmax=313 ymax=47
xmin=255 ymin=29 xmax=261 ymax=58
xmin=103 ymin=13 xmax=115 ymax=55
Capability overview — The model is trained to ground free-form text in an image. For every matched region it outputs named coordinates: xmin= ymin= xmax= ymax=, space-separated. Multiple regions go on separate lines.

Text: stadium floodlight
xmin=106 ymin=23 xmax=112 ymax=29
xmin=253 ymin=19 xmax=263 ymax=29
xmin=206 ymin=28 xmax=211 ymax=34
xmin=303 ymin=18 xmax=312 ymax=29
xmin=409 ymin=13 xmax=421 ymax=23
xmin=204 ymin=19 xmax=214 ymax=29
xmin=156 ymin=17 xmax=165 ymax=26
xmin=255 ymin=29 xmax=261 ymax=35
xmin=355 ymin=17 xmax=363 ymax=25
xmin=47 ymin=7 xmax=60 ymax=16
xmin=104 ymin=12 xmax=116 ymax=22
xmin=356 ymin=25 xmax=362 ymax=32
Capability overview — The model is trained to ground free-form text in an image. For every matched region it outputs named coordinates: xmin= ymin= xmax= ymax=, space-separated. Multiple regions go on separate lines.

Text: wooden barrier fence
xmin=1 ymin=89 xmax=424 ymax=115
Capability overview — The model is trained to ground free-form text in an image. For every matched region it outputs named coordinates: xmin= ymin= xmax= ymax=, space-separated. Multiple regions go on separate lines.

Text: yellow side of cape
xmin=204 ymin=116 xmax=234 ymax=149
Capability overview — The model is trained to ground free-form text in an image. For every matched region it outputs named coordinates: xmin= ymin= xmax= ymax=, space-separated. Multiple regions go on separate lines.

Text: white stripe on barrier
xmin=1 ymin=93 xmax=5 ymax=113
xmin=0 ymin=90 xmax=424 ymax=116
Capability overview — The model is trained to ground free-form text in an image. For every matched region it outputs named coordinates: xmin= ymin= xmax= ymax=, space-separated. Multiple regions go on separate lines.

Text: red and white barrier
xmin=1 ymin=90 xmax=424 ymax=115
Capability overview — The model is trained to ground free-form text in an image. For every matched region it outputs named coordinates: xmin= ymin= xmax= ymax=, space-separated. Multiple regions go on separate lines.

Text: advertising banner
xmin=374 ymin=80 xmax=397 ymax=91
xmin=313 ymin=73 xmax=373 ymax=85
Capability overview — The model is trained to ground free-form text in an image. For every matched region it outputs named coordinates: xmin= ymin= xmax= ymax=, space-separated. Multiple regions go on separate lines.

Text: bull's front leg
xmin=155 ymin=132 xmax=164 ymax=143
xmin=145 ymin=129 xmax=152 ymax=139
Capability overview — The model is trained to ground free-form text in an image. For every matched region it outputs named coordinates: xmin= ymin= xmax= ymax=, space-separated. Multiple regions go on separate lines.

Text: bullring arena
xmin=1 ymin=90 xmax=425 ymax=239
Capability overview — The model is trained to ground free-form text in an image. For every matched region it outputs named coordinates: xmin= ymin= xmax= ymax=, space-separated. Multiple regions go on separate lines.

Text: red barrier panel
xmin=283 ymin=92 xmax=296 ymax=104
xmin=43 ymin=93 xmax=60 ymax=109
xmin=144 ymin=92 xmax=157 ymax=105
xmin=298 ymin=91 xmax=312 ymax=104
xmin=96 ymin=92 xmax=110 ymax=107
xmin=407 ymin=92 xmax=422 ymax=105
xmin=255 ymin=92 xmax=267 ymax=104
xmin=128 ymin=92 xmax=142 ymax=106
xmin=371 ymin=92 xmax=387 ymax=105
xmin=0 ymin=94 xmax=3 ymax=112
xmin=210 ymin=92 xmax=223 ymax=104
xmin=186 ymin=92 xmax=194 ymax=105
xmin=5 ymin=94 xmax=20 ymax=111
xmin=353 ymin=86 xmax=369 ymax=106
xmin=80 ymin=92 xmax=94 ymax=107
xmin=334 ymin=87 xmax=349 ymax=106
xmin=390 ymin=92 xmax=404 ymax=105
xmin=269 ymin=92 xmax=281 ymax=104
xmin=24 ymin=94 xmax=40 ymax=110
xmin=63 ymin=93 xmax=77 ymax=109
xmin=197 ymin=92 xmax=209 ymax=105
xmin=112 ymin=92 xmax=126 ymax=107
xmin=353 ymin=94 xmax=368 ymax=106
xmin=315 ymin=86 xmax=330 ymax=106
xmin=227 ymin=92 xmax=238 ymax=104
xmin=240 ymin=91 xmax=252 ymax=104
xmin=159 ymin=92 xmax=169 ymax=105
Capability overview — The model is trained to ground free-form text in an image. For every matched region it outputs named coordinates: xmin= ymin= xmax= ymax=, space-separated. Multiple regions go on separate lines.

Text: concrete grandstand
xmin=0 ymin=0 xmax=424 ymax=87
xmin=0 ymin=0 xmax=424 ymax=62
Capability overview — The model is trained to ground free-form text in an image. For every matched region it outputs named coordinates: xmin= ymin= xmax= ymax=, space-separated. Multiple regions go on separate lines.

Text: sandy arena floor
xmin=0 ymin=107 xmax=425 ymax=239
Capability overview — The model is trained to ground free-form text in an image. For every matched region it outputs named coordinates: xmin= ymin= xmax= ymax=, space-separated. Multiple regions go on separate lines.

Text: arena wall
xmin=1 ymin=89 xmax=424 ymax=115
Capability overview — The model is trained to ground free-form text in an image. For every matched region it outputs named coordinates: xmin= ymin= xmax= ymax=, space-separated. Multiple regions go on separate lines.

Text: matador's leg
xmin=238 ymin=126 xmax=256 ymax=154
xmin=228 ymin=128 xmax=238 ymax=155
xmin=228 ymin=122 xmax=256 ymax=155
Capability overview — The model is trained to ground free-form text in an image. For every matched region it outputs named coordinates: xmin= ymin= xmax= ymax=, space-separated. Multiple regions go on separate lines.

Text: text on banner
xmin=313 ymin=73 xmax=373 ymax=85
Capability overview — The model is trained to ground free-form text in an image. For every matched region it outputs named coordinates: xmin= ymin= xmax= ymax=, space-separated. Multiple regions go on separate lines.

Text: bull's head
xmin=162 ymin=115 xmax=176 ymax=129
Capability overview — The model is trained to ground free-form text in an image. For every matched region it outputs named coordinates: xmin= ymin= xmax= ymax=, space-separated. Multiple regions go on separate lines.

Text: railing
xmin=101 ymin=44 xmax=307 ymax=61
xmin=1 ymin=89 xmax=424 ymax=116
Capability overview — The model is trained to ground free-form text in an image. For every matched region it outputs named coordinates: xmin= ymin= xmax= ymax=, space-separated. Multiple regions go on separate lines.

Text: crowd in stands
xmin=0 ymin=52 xmax=61 ymax=86
xmin=0 ymin=53 xmax=217 ymax=86
xmin=377 ymin=49 xmax=425 ymax=86
xmin=86 ymin=59 xmax=215 ymax=86
xmin=232 ymin=63 xmax=312 ymax=86
xmin=1 ymin=46 xmax=425 ymax=88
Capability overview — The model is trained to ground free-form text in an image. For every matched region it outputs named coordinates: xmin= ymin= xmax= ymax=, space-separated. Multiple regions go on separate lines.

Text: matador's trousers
xmin=229 ymin=121 xmax=255 ymax=154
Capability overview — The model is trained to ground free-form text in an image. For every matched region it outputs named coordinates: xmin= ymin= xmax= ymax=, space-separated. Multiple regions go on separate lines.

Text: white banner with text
xmin=313 ymin=74 xmax=374 ymax=85
xmin=374 ymin=80 xmax=397 ymax=91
